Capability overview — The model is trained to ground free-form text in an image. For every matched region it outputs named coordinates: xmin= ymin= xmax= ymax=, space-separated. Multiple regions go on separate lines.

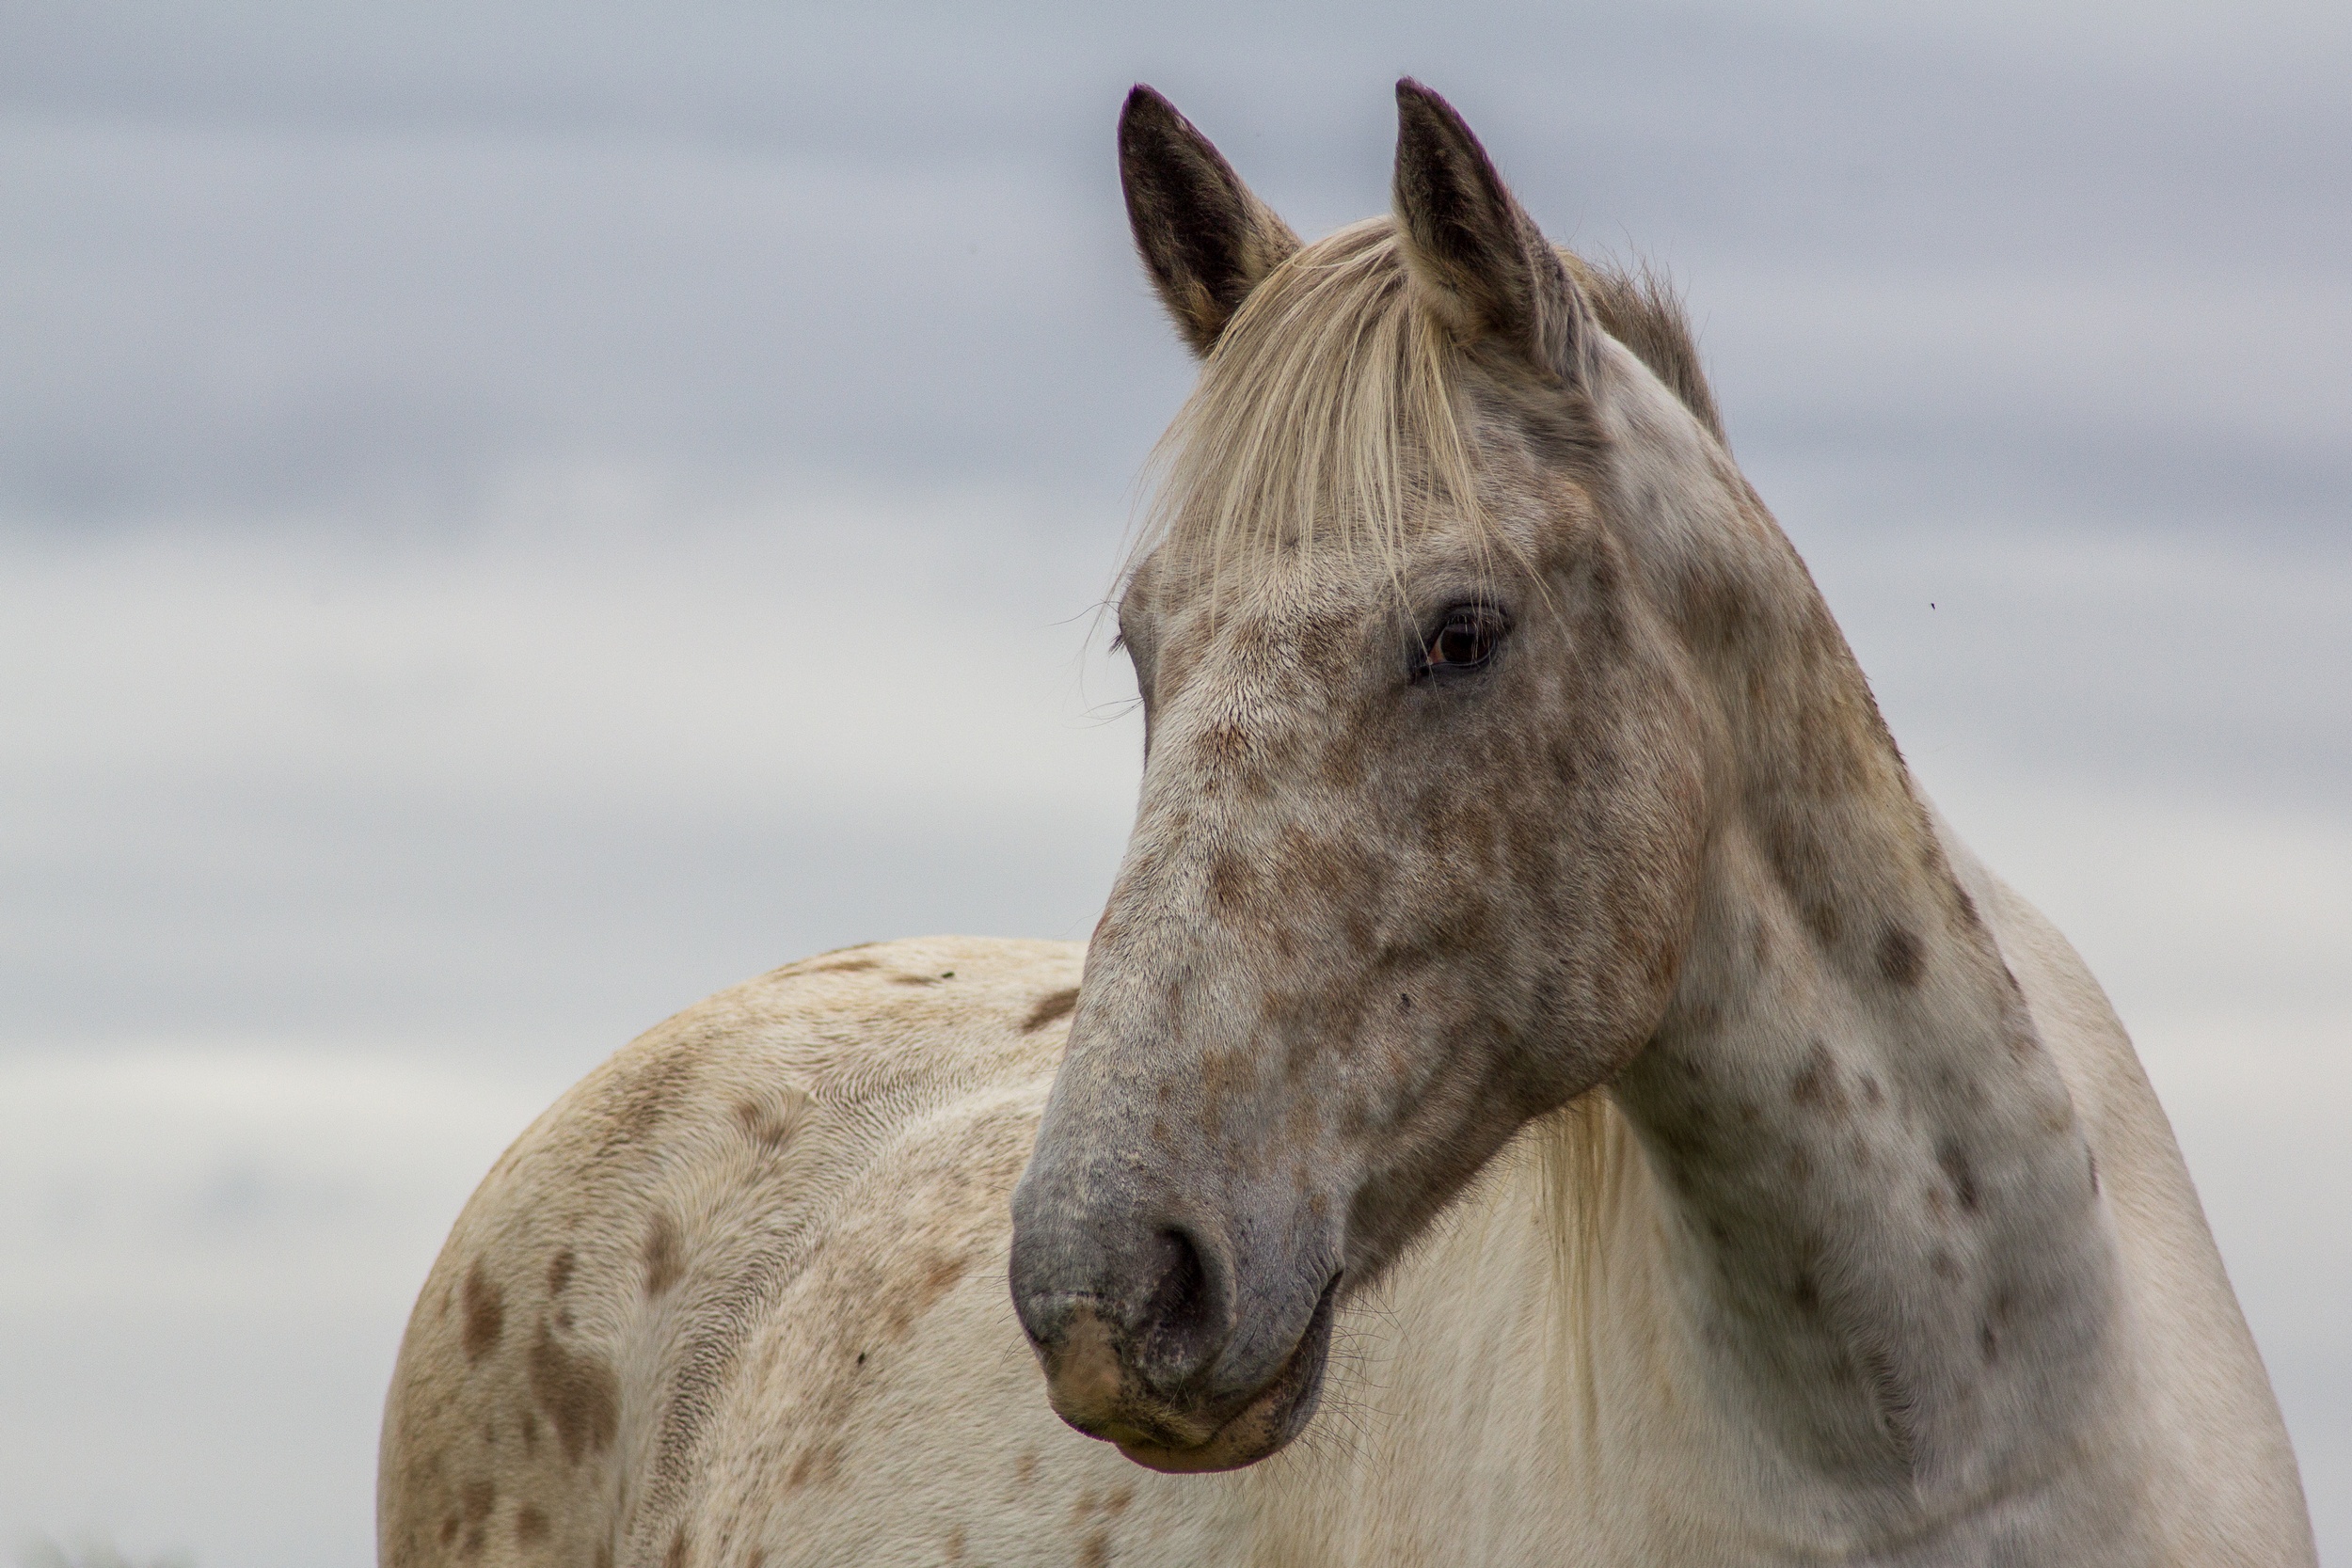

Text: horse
xmin=377 ymin=82 xmax=2316 ymax=1566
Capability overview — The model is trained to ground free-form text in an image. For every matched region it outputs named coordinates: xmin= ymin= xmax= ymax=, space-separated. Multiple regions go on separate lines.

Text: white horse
xmin=379 ymin=83 xmax=2315 ymax=1565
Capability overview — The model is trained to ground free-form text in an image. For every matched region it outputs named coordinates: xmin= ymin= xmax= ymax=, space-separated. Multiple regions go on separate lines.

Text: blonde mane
xmin=1529 ymin=1090 xmax=1644 ymax=1417
xmin=1129 ymin=216 xmax=1720 ymax=604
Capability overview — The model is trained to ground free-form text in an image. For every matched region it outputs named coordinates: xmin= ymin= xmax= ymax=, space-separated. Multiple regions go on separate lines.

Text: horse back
xmin=376 ymin=935 xmax=1167 ymax=1567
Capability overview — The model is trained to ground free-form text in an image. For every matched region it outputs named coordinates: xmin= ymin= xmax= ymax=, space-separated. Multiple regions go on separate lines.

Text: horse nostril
xmin=1135 ymin=1225 xmax=1231 ymax=1391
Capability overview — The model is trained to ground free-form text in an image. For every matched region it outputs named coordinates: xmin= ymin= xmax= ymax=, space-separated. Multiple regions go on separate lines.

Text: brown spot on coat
xmin=458 ymin=1478 xmax=495 ymax=1557
xmin=1937 ymin=1140 xmax=1981 ymax=1213
xmin=877 ymin=1253 xmax=972 ymax=1345
xmin=1207 ymin=848 xmax=1257 ymax=910
xmin=602 ymin=1049 xmax=699 ymax=1150
xmin=461 ymin=1261 xmax=504 ymax=1362
xmin=644 ymin=1212 xmax=685 ymax=1298
xmin=1877 ymin=925 xmax=1924 ymax=988
xmin=547 ymin=1249 xmax=576 ymax=1296
xmin=734 ymin=1092 xmax=804 ymax=1151
xmin=527 ymin=1322 xmax=619 ymax=1464
xmin=1023 ymin=988 xmax=1080 ymax=1033
xmin=1080 ymin=1531 xmax=1112 ymax=1568
xmin=1789 ymin=1042 xmax=1848 ymax=1117
xmin=515 ymin=1506 xmax=549 ymax=1545
xmin=787 ymin=1442 xmax=846 ymax=1489
xmin=666 ymin=1524 xmax=691 ymax=1568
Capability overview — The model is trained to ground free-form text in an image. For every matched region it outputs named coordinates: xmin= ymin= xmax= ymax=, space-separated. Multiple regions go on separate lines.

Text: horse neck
xmin=1591 ymin=395 xmax=2122 ymax=1500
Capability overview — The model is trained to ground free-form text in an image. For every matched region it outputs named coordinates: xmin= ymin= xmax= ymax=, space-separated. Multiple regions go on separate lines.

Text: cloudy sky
xmin=2 ymin=3 xmax=2346 ymax=1562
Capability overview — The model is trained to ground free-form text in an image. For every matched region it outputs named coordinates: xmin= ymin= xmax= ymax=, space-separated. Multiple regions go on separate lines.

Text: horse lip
xmin=1110 ymin=1271 xmax=1343 ymax=1474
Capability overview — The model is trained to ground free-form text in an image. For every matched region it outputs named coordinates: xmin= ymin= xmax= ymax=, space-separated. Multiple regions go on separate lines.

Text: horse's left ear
xmin=1391 ymin=80 xmax=1593 ymax=384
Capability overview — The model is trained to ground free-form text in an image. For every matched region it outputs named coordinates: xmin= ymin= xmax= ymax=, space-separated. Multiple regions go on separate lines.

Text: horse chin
xmin=1111 ymin=1281 xmax=1339 ymax=1475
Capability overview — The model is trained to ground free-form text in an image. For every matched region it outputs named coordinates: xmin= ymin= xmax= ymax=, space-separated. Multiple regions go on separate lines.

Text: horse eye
xmin=1418 ymin=605 xmax=1506 ymax=676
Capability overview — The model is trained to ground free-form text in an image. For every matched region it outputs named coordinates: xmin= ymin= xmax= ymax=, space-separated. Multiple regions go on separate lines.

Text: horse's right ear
xmin=1119 ymin=86 xmax=1301 ymax=358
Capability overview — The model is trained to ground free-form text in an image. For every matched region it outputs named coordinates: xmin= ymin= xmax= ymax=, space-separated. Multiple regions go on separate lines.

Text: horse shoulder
xmin=377 ymin=936 xmax=1101 ymax=1567
xmin=1946 ymin=839 xmax=2314 ymax=1560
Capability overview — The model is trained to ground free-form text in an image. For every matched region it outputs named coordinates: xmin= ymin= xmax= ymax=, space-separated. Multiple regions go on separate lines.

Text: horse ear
xmin=1119 ymin=86 xmax=1302 ymax=358
xmin=1391 ymin=79 xmax=1591 ymax=382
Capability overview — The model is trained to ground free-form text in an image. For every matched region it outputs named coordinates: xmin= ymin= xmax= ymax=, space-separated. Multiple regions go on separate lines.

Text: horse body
xmin=380 ymin=82 xmax=2313 ymax=1565
xmin=379 ymin=863 xmax=2303 ymax=1563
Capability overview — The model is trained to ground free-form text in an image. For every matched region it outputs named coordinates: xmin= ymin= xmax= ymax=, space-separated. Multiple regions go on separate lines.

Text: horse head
xmin=1009 ymin=81 xmax=1742 ymax=1472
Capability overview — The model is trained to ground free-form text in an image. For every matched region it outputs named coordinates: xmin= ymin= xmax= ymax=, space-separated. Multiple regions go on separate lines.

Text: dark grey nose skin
xmin=1009 ymin=1078 xmax=1349 ymax=1455
xmin=1007 ymin=1138 xmax=1239 ymax=1408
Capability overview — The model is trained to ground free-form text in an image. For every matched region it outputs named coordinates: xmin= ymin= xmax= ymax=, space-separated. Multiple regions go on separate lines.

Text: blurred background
xmin=1 ymin=2 xmax=2345 ymax=1562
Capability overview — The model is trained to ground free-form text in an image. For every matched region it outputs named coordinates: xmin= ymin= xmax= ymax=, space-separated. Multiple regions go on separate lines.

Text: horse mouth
xmin=1107 ymin=1274 xmax=1342 ymax=1474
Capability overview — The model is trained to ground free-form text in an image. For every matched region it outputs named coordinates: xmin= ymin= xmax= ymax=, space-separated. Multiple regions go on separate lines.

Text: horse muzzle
xmin=1008 ymin=1156 xmax=1343 ymax=1472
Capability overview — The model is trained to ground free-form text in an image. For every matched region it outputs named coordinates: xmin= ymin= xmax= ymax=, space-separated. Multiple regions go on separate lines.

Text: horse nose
xmin=1131 ymin=1225 xmax=1231 ymax=1389
xmin=1009 ymin=1210 xmax=1237 ymax=1434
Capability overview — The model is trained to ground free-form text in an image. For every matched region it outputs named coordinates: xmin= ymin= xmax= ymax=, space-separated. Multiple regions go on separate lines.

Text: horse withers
xmin=378 ymin=82 xmax=2316 ymax=1566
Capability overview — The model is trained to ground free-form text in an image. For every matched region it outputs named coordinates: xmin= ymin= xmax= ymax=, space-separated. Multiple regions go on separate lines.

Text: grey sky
xmin=2 ymin=4 xmax=2345 ymax=1564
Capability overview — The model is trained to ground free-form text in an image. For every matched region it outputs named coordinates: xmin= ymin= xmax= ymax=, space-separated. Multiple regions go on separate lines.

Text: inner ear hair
xmin=1119 ymin=86 xmax=1303 ymax=358
xmin=1391 ymin=78 xmax=1588 ymax=381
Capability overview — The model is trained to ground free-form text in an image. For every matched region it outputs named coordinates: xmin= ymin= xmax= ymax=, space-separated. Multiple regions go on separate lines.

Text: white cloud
xmin=0 ymin=472 xmax=1141 ymax=821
